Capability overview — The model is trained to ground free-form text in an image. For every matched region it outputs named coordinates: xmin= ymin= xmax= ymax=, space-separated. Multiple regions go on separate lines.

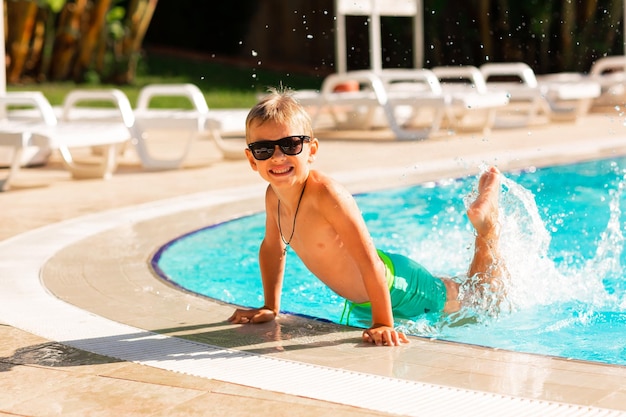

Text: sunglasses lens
xmin=278 ymin=137 xmax=303 ymax=155
xmin=249 ymin=143 xmax=274 ymax=160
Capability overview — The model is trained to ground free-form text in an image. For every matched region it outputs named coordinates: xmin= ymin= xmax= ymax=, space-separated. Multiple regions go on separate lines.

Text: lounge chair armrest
xmin=378 ymin=69 xmax=443 ymax=94
xmin=480 ymin=62 xmax=538 ymax=88
xmin=432 ymin=66 xmax=487 ymax=93
xmin=320 ymin=70 xmax=390 ymax=105
xmin=61 ymin=89 xmax=135 ymax=128
xmin=590 ymin=55 xmax=626 ymax=76
xmin=136 ymin=84 xmax=210 ymax=114
xmin=320 ymin=70 xmax=383 ymax=94
xmin=0 ymin=92 xmax=57 ymax=125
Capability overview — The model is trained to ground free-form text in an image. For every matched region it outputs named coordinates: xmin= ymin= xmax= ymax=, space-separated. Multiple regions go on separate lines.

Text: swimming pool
xmin=153 ymin=158 xmax=626 ymax=366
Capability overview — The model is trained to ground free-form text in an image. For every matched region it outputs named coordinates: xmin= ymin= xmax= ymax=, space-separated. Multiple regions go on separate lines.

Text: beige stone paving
xmin=1 ymin=113 xmax=626 ymax=415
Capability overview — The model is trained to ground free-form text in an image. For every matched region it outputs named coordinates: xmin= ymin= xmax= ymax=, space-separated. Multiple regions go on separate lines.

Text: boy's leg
xmin=466 ymin=166 xmax=507 ymax=291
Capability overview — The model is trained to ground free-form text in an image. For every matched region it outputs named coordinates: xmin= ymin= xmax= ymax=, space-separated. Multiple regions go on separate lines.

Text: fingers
xmin=227 ymin=309 xmax=254 ymax=324
xmin=362 ymin=328 xmax=410 ymax=346
xmin=228 ymin=308 xmax=276 ymax=324
xmin=397 ymin=332 xmax=410 ymax=344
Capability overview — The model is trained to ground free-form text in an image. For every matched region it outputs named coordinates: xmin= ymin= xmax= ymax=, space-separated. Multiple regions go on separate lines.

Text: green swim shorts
xmin=340 ymin=250 xmax=447 ymax=325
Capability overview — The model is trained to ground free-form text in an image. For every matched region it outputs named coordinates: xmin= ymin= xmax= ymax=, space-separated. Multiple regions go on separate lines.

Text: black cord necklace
xmin=278 ymin=178 xmax=308 ymax=255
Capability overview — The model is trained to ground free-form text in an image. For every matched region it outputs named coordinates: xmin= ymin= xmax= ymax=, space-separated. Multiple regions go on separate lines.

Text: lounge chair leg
xmin=0 ymin=147 xmax=25 ymax=192
xmin=0 ymin=132 xmax=30 ymax=192
xmin=59 ymin=144 xmax=119 ymax=180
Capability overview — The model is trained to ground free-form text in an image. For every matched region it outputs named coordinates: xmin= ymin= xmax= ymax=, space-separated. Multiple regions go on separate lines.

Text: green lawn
xmin=7 ymin=51 xmax=325 ymax=109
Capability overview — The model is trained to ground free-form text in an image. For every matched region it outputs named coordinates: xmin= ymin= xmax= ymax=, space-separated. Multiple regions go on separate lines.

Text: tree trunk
xmin=6 ymin=0 xmax=38 ymax=83
xmin=477 ymin=0 xmax=492 ymax=62
xmin=560 ymin=0 xmax=576 ymax=70
xmin=109 ymin=0 xmax=158 ymax=84
xmin=37 ymin=7 xmax=57 ymax=81
xmin=602 ymin=1 xmax=623 ymax=55
xmin=495 ymin=0 xmax=514 ymax=61
xmin=49 ymin=0 xmax=87 ymax=80
xmin=72 ymin=0 xmax=111 ymax=81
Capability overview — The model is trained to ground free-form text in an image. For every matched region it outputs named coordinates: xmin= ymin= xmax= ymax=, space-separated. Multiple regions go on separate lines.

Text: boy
xmin=228 ymin=89 xmax=506 ymax=346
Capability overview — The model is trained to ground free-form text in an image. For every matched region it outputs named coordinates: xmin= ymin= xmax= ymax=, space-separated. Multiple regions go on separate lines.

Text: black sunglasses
xmin=247 ymin=135 xmax=311 ymax=160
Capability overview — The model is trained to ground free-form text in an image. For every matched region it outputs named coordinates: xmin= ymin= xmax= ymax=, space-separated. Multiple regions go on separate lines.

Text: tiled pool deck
xmin=1 ymin=112 xmax=626 ymax=416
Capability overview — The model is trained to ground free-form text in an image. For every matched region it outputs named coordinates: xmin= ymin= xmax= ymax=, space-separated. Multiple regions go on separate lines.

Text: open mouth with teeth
xmin=270 ymin=166 xmax=294 ymax=175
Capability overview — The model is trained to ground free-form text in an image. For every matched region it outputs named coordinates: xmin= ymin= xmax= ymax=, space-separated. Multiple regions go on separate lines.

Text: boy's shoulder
xmin=307 ymin=170 xmax=353 ymax=202
xmin=308 ymin=169 xmax=343 ymax=191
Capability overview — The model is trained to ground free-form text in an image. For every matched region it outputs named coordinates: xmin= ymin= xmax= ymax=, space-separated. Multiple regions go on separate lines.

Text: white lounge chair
xmin=588 ymin=56 xmax=626 ymax=108
xmin=540 ymin=56 xmax=626 ymax=110
xmin=539 ymin=78 xmax=600 ymax=120
xmin=298 ymin=69 xmax=449 ymax=140
xmin=0 ymin=92 xmax=56 ymax=169
xmin=480 ymin=62 xmax=546 ymax=127
xmin=432 ymin=65 xmax=510 ymax=133
xmin=0 ymin=89 xmax=134 ymax=191
xmin=480 ymin=62 xmax=600 ymax=126
xmin=132 ymin=84 xmax=245 ymax=169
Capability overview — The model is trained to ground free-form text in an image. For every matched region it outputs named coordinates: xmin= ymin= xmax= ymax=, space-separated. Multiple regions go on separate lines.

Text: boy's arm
xmin=351 ymin=241 xmax=408 ymax=346
xmin=228 ymin=189 xmax=285 ymax=324
xmin=322 ymin=182 xmax=408 ymax=346
xmin=257 ymin=234 xmax=285 ymax=315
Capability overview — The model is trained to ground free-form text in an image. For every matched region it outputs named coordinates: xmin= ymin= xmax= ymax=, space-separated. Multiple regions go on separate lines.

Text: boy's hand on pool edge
xmin=362 ymin=324 xmax=410 ymax=346
xmin=227 ymin=307 xmax=276 ymax=324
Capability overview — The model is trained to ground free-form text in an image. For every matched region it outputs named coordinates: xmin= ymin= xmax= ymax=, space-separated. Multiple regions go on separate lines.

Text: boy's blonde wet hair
xmin=245 ymin=87 xmax=313 ymax=143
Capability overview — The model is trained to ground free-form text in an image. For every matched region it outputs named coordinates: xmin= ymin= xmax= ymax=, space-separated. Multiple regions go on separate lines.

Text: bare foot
xmin=467 ymin=166 xmax=501 ymax=238
xmin=466 ymin=167 xmax=508 ymax=303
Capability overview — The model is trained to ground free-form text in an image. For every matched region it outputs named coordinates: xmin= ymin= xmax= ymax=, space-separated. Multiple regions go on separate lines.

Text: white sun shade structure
xmin=1 ymin=2 xmax=5 ymax=95
xmin=334 ymin=0 xmax=424 ymax=73
xmin=0 ymin=3 xmax=6 ymax=124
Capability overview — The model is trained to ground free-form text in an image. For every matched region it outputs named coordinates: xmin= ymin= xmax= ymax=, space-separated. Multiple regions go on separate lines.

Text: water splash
xmin=403 ymin=166 xmax=624 ymax=337
xmin=576 ymin=171 xmax=624 ymax=308
xmin=496 ymin=174 xmax=565 ymax=309
xmin=483 ymin=169 xmax=619 ymax=311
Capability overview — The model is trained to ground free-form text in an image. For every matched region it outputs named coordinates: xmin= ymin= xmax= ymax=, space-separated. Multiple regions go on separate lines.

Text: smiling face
xmin=245 ymin=119 xmax=318 ymax=188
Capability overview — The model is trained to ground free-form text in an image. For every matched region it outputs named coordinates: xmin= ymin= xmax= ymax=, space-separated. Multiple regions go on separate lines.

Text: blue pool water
xmin=154 ymin=158 xmax=626 ymax=366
